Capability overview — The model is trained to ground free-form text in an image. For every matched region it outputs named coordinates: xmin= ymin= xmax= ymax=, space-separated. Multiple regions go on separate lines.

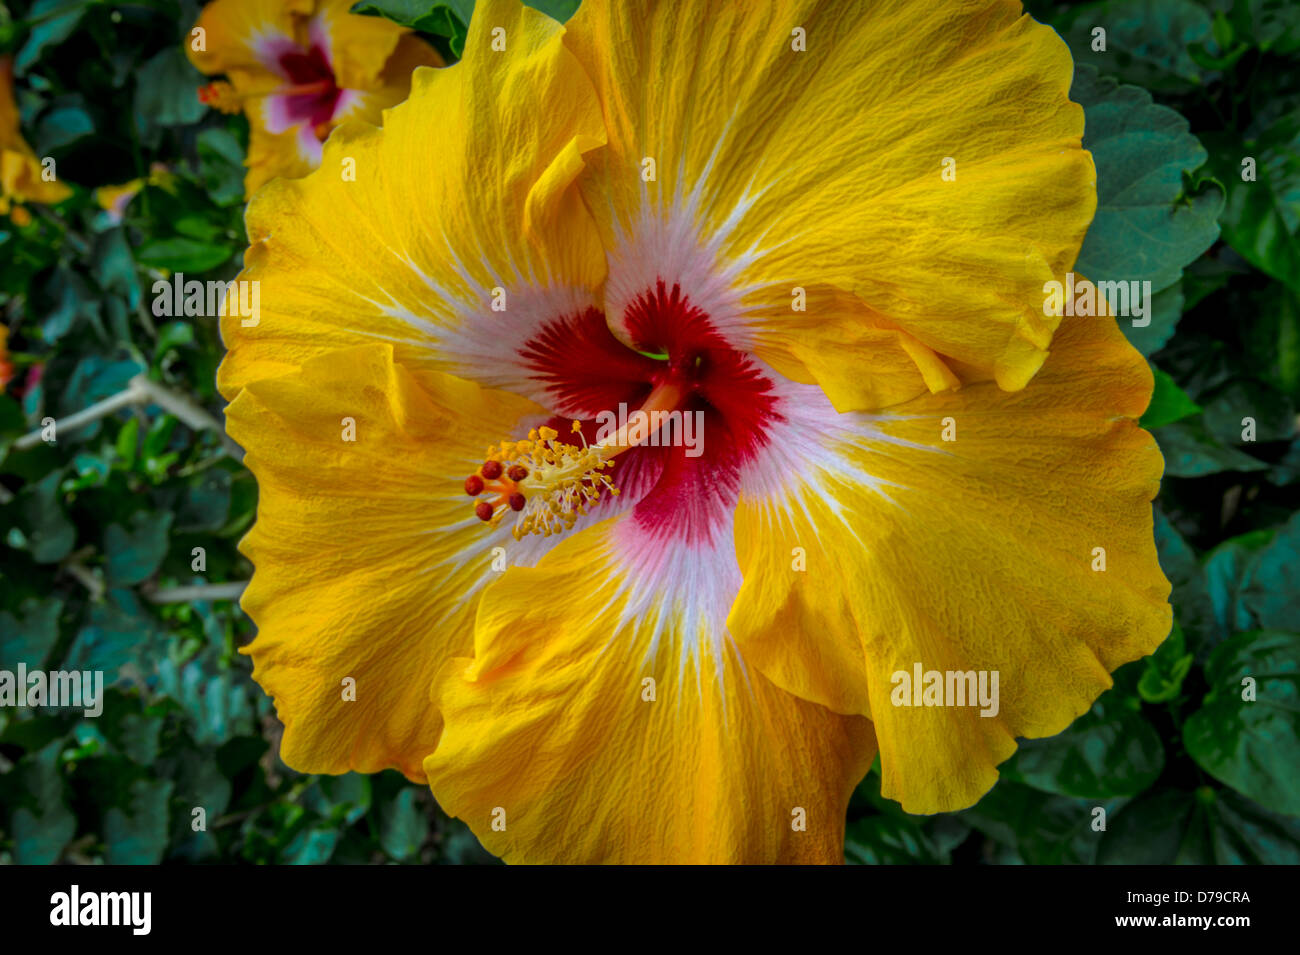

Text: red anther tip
xmin=506 ymin=464 xmax=528 ymax=482
xmin=508 ymin=492 xmax=526 ymax=512
xmin=464 ymin=474 xmax=485 ymax=496
xmin=474 ymin=501 xmax=495 ymax=522
xmin=480 ymin=460 xmax=503 ymax=480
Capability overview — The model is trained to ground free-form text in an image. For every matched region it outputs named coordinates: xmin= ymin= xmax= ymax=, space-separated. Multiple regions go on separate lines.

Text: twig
xmin=14 ymin=383 xmax=140 ymax=450
xmin=13 ymin=374 xmax=242 ymax=459
xmin=62 ymin=560 xmax=106 ymax=602
xmin=143 ymin=581 xmax=248 ymax=604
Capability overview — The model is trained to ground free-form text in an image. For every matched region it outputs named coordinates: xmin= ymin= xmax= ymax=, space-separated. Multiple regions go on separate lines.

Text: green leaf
xmin=171 ymin=748 xmax=233 ymax=821
xmin=1070 ymin=65 xmax=1223 ymax=355
xmin=0 ymin=597 xmax=63 ymax=668
xmin=132 ymin=47 xmax=205 ymax=137
xmin=196 ymin=128 xmax=246 ymax=208
xmin=349 ymin=0 xmax=473 ymax=39
xmin=283 ymin=825 xmax=341 ymax=864
xmin=152 ymin=321 xmax=195 ymax=363
xmin=1005 ymin=664 xmax=1165 ymax=798
xmin=142 ymin=414 xmax=177 ymax=460
xmin=99 ymin=693 xmax=165 ymax=765
xmin=1240 ymin=512 xmax=1300 ymax=632
xmin=104 ymin=778 xmax=174 ymax=864
xmin=114 ymin=416 xmax=139 ymax=469
xmin=844 ymin=814 xmax=950 ymax=865
xmin=135 ymin=237 xmax=235 ymax=273
xmin=1154 ymin=508 xmax=1220 ymax=658
xmin=15 ymin=0 xmax=90 ymax=73
xmin=1127 ymin=282 xmax=1184 ymax=358
xmin=155 ymin=659 xmax=257 ymax=745
xmin=845 ymin=768 xmax=967 ymax=864
xmin=1201 ymin=379 xmax=1296 ymax=446
xmin=1250 ymin=109 xmax=1300 ymax=233
xmin=1224 ymin=0 xmax=1300 ymax=55
xmin=1183 ymin=630 xmax=1300 ymax=815
xmin=306 ymin=773 xmax=372 ymax=827
xmin=1201 ymin=131 xmax=1300 ymax=296
xmin=40 ymin=266 xmax=99 ymax=343
xmin=1204 ymin=529 xmax=1276 ymax=634
xmin=1058 ymin=0 xmax=1215 ymax=91
xmin=376 ymin=783 xmax=430 ymax=861
xmin=1181 ymin=251 xmax=1240 ymax=310
xmin=350 ymin=0 xmax=577 ymax=57
xmin=61 ymin=356 xmax=144 ymax=420
xmin=1152 ymin=416 xmax=1268 ymax=477
xmin=435 ymin=817 xmax=499 ymax=864
xmin=1099 ymin=786 xmax=1300 ymax=863
xmin=962 ymin=780 xmax=1124 ymax=864
xmin=65 ymin=589 xmax=164 ymax=677
xmin=104 ymin=510 xmax=173 ymax=586
xmin=1141 ymin=365 xmax=1201 ymax=428
xmin=1137 ymin=621 xmax=1194 ymax=702
xmin=524 ymin=0 xmax=580 ymax=20
xmin=93 ymin=228 xmax=143 ymax=310
xmin=4 ymin=740 xmax=76 ymax=864
xmin=15 ymin=470 xmax=75 ymax=564
xmin=34 ymin=104 xmax=94 ymax=153
xmin=175 ymin=468 xmax=232 ymax=531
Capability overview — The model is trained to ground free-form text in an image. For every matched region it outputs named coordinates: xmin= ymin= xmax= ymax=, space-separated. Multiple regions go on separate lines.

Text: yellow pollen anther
xmin=468 ymin=381 xmax=685 ymax=539
xmin=480 ymin=428 xmax=618 ymax=540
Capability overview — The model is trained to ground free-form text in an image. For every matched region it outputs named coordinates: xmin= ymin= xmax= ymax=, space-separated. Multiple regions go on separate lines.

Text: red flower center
xmin=518 ymin=281 xmax=783 ymax=543
xmin=277 ymin=45 xmax=342 ymax=135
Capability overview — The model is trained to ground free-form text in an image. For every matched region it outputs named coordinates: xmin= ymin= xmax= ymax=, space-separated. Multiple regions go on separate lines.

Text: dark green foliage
xmin=1 ymin=0 xmax=1297 ymax=865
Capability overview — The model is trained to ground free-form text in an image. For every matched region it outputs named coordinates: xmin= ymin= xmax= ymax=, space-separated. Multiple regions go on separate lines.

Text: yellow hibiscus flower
xmin=1 ymin=55 xmax=73 ymax=225
xmin=187 ymin=0 xmax=443 ymax=196
xmin=220 ymin=0 xmax=1172 ymax=863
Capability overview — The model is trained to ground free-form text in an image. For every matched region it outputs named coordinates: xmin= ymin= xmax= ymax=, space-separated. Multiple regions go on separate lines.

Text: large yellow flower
xmin=221 ymin=0 xmax=1172 ymax=863
xmin=188 ymin=0 xmax=442 ymax=196
xmin=1 ymin=55 xmax=72 ymax=223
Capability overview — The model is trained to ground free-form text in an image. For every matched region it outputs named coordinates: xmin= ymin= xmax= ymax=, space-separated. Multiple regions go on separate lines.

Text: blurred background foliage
xmin=0 ymin=0 xmax=1297 ymax=864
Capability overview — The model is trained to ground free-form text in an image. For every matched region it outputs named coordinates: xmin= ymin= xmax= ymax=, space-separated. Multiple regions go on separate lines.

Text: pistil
xmin=464 ymin=379 xmax=686 ymax=539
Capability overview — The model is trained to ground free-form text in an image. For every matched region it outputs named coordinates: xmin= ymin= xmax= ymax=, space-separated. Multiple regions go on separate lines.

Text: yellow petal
xmin=314 ymin=0 xmax=408 ymax=91
xmin=728 ymin=312 xmax=1171 ymax=814
xmin=345 ymin=34 xmax=444 ymax=120
xmin=2 ymin=147 xmax=72 ymax=206
xmin=226 ymin=343 xmax=544 ymax=780
xmin=219 ymin=0 xmax=605 ymax=400
xmin=755 ymin=285 xmax=960 ymax=412
xmin=564 ymin=0 xmax=1094 ymax=393
xmin=426 ymin=516 xmax=876 ymax=863
xmin=1 ymin=58 xmax=72 ymax=207
xmin=241 ymin=119 xmax=316 ymax=197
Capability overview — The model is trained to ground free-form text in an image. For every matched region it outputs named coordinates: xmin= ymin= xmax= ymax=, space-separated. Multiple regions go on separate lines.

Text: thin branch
xmin=143 ymin=581 xmax=248 ymax=604
xmin=62 ymin=560 xmax=106 ymax=603
xmin=14 ymin=382 xmax=142 ymax=450
xmin=13 ymin=374 xmax=242 ymax=459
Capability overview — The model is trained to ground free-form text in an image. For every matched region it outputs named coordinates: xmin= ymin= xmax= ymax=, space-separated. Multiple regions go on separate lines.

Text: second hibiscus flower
xmin=188 ymin=0 xmax=442 ymax=196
